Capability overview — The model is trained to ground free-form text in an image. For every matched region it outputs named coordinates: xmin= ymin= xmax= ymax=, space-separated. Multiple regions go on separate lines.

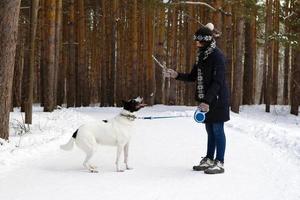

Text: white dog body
xmin=61 ymin=97 xmax=145 ymax=173
xmin=77 ymin=113 xmax=134 ymax=147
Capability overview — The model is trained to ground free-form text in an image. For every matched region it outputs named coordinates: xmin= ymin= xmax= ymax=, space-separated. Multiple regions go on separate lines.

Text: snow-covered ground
xmin=0 ymin=105 xmax=299 ymax=200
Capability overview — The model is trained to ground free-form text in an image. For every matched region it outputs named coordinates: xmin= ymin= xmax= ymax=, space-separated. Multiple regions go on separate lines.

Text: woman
xmin=164 ymin=23 xmax=230 ymax=174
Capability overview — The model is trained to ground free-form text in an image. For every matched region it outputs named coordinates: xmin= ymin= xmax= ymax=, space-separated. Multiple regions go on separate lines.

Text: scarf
xmin=196 ymin=39 xmax=216 ymax=101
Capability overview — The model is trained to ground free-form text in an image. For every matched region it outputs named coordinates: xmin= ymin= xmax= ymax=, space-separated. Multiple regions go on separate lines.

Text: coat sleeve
xmin=203 ymin=53 xmax=226 ymax=105
xmin=175 ymin=63 xmax=197 ymax=82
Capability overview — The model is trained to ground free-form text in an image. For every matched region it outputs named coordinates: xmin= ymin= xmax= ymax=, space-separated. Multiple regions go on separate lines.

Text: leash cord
xmin=137 ymin=115 xmax=192 ymax=120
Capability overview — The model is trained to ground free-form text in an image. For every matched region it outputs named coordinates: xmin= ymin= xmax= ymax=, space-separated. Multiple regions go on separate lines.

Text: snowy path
xmin=0 ymin=106 xmax=299 ymax=200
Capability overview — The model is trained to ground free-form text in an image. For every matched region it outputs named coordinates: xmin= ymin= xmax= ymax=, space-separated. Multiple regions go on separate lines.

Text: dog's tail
xmin=60 ymin=130 xmax=78 ymax=151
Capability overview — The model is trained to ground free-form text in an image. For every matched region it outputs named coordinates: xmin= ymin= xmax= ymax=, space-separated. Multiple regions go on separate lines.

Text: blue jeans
xmin=205 ymin=122 xmax=226 ymax=162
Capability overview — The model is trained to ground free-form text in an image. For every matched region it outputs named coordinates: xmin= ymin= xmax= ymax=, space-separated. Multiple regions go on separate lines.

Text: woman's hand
xmin=198 ymin=103 xmax=209 ymax=112
xmin=163 ymin=68 xmax=178 ymax=79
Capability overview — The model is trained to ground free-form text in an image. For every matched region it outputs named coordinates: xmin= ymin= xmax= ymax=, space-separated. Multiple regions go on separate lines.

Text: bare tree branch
xmin=181 ymin=12 xmax=222 ymax=37
xmin=174 ymin=1 xmax=217 ymax=11
xmin=218 ymin=7 xmax=232 ymax=16
xmin=283 ymin=11 xmax=295 ymax=20
xmin=168 ymin=1 xmax=232 ymax=16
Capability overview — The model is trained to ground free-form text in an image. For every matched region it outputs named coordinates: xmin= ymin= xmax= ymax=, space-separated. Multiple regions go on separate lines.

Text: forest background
xmin=0 ymin=0 xmax=299 ymax=140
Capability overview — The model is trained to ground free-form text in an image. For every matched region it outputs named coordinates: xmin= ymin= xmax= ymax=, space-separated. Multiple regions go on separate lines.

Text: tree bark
xmin=283 ymin=0 xmax=291 ymax=105
xmin=145 ymin=2 xmax=155 ymax=105
xmin=130 ymin=0 xmax=139 ymax=98
xmin=43 ymin=0 xmax=56 ymax=112
xmin=25 ymin=0 xmax=39 ymax=123
xmin=77 ymin=0 xmax=89 ymax=106
xmin=56 ymin=0 xmax=65 ymax=106
xmin=272 ymin=0 xmax=280 ymax=104
xmin=53 ymin=0 xmax=62 ymax=107
xmin=224 ymin=1 xmax=233 ymax=102
xmin=154 ymin=4 xmax=165 ymax=104
xmin=0 ymin=0 xmax=21 ymax=140
xmin=243 ymin=1 xmax=256 ymax=105
xmin=265 ymin=0 xmax=273 ymax=112
xmin=67 ymin=0 xmax=76 ymax=107
xmin=231 ymin=2 xmax=244 ymax=113
xmin=290 ymin=0 xmax=300 ymax=115
xmin=13 ymin=25 xmax=25 ymax=108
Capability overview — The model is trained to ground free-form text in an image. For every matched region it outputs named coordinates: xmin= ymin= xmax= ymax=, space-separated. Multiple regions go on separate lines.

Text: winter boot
xmin=193 ymin=157 xmax=214 ymax=171
xmin=204 ymin=160 xmax=225 ymax=174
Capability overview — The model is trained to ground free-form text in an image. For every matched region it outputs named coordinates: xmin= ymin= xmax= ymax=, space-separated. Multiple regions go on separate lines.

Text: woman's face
xmin=196 ymin=41 xmax=204 ymax=48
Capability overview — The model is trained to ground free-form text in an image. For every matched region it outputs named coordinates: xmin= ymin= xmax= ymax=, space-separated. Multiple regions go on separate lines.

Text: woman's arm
xmin=175 ymin=64 xmax=197 ymax=82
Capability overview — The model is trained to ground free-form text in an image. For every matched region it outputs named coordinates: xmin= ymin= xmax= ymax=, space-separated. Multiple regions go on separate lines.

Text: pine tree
xmin=0 ymin=0 xmax=21 ymax=140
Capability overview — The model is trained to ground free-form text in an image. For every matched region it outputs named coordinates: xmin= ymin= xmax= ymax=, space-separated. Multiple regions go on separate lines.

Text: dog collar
xmin=120 ymin=113 xmax=137 ymax=121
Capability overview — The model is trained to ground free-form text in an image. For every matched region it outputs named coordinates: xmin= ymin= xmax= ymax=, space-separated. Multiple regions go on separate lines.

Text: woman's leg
xmin=212 ymin=122 xmax=226 ymax=162
xmin=205 ymin=123 xmax=215 ymax=160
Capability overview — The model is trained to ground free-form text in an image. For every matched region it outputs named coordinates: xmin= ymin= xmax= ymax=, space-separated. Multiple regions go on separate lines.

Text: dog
xmin=60 ymin=97 xmax=146 ymax=173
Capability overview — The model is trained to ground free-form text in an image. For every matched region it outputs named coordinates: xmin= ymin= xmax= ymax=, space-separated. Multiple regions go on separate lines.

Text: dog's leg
xmin=124 ymin=143 xmax=132 ymax=170
xmin=83 ymin=151 xmax=98 ymax=173
xmin=116 ymin=145 xmax=124 ymax=172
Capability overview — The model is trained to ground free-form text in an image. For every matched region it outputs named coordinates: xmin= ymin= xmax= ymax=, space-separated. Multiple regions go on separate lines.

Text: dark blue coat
xmin=176 ymin=47 xmax=230 ymax=123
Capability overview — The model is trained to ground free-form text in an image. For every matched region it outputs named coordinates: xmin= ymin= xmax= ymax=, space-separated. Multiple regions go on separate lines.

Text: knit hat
xmin=193 ymin=23 xmax=214 ymax=42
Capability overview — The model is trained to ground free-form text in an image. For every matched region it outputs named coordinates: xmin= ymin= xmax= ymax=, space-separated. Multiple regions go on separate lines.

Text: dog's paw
xmin=126 ymin=167 xmax=133 ymax=170
xmin=88 ymin=165 xmax=99 ymax=173
xmin=89 ymin=165 xmax=98 ymax=169
xmin=117 ymin=169 xmax=125 ymax=172
xmin=89 ymin=169 xmax=99 ymax=173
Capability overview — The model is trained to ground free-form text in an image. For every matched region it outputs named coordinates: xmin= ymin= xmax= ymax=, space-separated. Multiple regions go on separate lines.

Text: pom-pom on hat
xmin=193 ymin=23 xmax=214 ymax=42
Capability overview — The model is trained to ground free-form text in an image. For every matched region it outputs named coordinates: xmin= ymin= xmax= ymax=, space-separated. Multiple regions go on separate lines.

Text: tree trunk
xmin=212 ymin=0 xmax=224 ymax=50
xmin=290 ymin=49 xmax=300 ymax=115
xmin=0 ymin=0 xmax=21 ymax=140
xmin=243 ymin=1 xmax=256 ymax=105
xmin=145 ymin=2 xmax=155 ymax=105
xmin=67 ymin=0 xmax=76 ymax=107
xmin=56 ymin=0 xmax=66 ymax=106
xmin=109 ymin=0 xmax=116 ymax=105
xmin=231 ymin=3 xmax=244 ymax=113
xmin=130 ymin=0 xmax=139 ymax=98
xmin=21 ymin=9 xmax=30 ymax=113
xmin=224 ymin=1 xmax=233 ymax=102
xmin=13 ymin=27 xmax=25 ymax=108
xmin=290 ymin=0 xmax=300 ymax=115
xmin=25 ymin=0 xmax=39 ymax=123
xmin=43 ymin=0 xmax=56 ymax=112
xmin=154 ymin=4 xmax=165 ymax=104
xmin=53 ymin=0 xmax=62 ymax=107
xmin=265 ymin=0 xmax=273 ymax=112
xmin=283 ymin=0 xmax=291 ymax=105
xmin=168 ymin=5 xmax=178 ymax=105
xmin=272 ymin=0 xmax=280 ymax=104
xmin=77 ymin=0 xmax=89 ymax=106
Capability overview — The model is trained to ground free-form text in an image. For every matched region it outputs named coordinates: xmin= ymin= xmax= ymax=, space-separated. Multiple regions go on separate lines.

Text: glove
xmin=163 ymin=68 xmax=178 ymax=79
xmin=198 ymin=103 xmax=209 ymax=112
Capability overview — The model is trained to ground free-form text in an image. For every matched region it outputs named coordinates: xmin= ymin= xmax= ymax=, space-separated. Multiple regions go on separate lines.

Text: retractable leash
xmin=137 ymin=109 xmax=207 ymax=123
xmin=151 ymin=55 xmax=207 ymax=123
xmin=193 ymin=108 xmax=208 ymax=123
xmin=137 ymin=115 xmax=191 ymax=120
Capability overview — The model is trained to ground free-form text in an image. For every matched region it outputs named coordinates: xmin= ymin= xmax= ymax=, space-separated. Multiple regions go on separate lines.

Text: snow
xmin=0 ymin=105 xmax=299 ymax=200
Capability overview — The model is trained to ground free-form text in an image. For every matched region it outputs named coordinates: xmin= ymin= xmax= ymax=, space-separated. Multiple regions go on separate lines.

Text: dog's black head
xmin=122 ymin=97 xmax=146 ymax=113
